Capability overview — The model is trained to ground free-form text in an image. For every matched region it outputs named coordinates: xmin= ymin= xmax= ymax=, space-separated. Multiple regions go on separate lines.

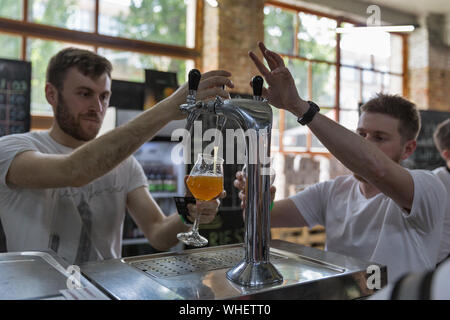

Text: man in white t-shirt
xmin=0 ymin=48 xmax=234 ymax=264
xmin=433 ymin=118 xmax=450 ymax=264
xmin=235 ymin=42 xmax=446 ymax=284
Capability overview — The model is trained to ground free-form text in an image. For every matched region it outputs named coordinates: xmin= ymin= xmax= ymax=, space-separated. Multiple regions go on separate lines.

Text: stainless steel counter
xmin=81 ymin=240 xmax=387 ymax=300
xmin=0 ymin=251 xmax=109 ymax=300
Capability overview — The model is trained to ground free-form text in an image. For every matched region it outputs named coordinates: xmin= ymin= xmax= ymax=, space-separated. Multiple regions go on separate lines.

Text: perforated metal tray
xmin=129 ymin=246 xmax=284 ymax=278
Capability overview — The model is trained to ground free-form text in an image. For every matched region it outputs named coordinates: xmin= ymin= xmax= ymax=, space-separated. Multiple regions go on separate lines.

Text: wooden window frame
xmin=0 ymin=0 xmax=203 ymax=130
xmin=266 ymin=0 xmax=408 ymax=159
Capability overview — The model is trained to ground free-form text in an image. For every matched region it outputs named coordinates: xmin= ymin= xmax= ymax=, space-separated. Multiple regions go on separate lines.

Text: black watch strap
xmin=297 ymin=101 xmax=320 ymax=125
xmin=174 ymin=197 xmax=195 ymax=226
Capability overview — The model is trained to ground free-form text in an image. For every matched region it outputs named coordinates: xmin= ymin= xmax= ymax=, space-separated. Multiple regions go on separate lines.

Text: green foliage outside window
xmin=113 ymin=0 xmax=188 ymax=47
xmin=0 ymin=0 xmax=22 ymax=20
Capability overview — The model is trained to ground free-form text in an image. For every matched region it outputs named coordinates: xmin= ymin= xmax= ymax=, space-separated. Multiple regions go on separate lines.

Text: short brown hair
xmin=46 ymin=47 xmax=112 ymax=91
xmin=360 ymin=93 xmax=421 ymax=141
xmin=433 ymin=118 xmax=450 ymax=152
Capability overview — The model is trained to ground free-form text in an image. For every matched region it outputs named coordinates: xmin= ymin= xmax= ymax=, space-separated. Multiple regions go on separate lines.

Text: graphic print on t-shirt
xmin=74 ymin=195 xmax=93 ymax=265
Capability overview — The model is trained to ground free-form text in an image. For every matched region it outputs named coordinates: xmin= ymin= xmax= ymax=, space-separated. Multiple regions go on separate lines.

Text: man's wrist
xmin=289 ymin=99 xmax=309 ymax=118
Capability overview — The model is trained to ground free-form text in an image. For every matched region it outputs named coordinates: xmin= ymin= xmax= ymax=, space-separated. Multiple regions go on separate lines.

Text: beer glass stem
xmin=191 ymin=215 xmax=200 ymax=234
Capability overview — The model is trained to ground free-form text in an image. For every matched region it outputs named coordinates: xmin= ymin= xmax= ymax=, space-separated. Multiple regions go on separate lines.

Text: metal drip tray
xmin=81 ymin=240 xmax=387 ymax=300
xmin=129 ymin=247 xmax=283 ymax=278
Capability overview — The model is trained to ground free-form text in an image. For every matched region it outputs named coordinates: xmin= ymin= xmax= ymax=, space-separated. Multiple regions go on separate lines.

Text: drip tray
xmin=129 ymin=247 xmax=283 ymax=278
xmin=81 ymin=240 xmax=387 ymax=300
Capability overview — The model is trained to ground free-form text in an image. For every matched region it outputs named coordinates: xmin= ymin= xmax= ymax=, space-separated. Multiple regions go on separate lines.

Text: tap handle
xmin=252 ymin=75 xmax=264 ymax=98
xmin=188 ymin=69 xmax=202 ymax=91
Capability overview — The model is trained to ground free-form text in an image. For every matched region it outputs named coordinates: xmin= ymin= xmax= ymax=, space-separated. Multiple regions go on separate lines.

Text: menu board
xmin=402 ymin=110 xmax=450 ymax=170
xmin=144 ymin=69 xmax=178 ymax=110
xmin=0 ymin=58 xmax=31 ymax=137
xmin=110 ymin=79 xmax=145 ymax=110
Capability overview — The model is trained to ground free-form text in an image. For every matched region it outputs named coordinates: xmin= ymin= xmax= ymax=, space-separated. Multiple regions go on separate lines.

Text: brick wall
xmin=408 ymin=14 xmax=450 ymax=111
xmin=202 ymin=0 xmax=265 ymax=95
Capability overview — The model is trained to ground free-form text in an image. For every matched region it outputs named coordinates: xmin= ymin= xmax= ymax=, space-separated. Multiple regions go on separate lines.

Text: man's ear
xmin=45 ymin=83 xmax=58 ymax=107
xmin=442 ymin=149 xmax=450 ymax=162
xmin=401 ymin=139 xmax=417 ymax=160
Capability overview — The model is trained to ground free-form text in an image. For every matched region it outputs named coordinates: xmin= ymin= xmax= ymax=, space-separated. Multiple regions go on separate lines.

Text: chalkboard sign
xmin=0 ymin=58 xmax=31 ymax=137
xmin=144 ymin=69 xmax=178 ymax=110
xmin=402 ymin=110 xmax=450 ymax=170
xmin=110 ymin=79 xmax=145 ymax=110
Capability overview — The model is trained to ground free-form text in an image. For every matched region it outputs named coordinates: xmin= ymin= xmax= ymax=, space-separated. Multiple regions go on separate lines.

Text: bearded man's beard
xmin=55 ymin=92 xmax=99 ymax=141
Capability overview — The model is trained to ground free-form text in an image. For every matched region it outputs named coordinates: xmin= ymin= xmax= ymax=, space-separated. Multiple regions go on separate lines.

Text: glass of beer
xmin=177 ymin=153 xmax=224 ymax=247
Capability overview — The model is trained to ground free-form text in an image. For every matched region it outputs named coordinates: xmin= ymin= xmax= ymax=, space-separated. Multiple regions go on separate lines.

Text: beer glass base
xmin=177 ymin=231 xmax=208 ymax=247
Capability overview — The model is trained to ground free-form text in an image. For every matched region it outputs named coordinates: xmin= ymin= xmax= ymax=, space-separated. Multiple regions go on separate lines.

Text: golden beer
xmin=186 ymin=175 xmax=223 ymax=201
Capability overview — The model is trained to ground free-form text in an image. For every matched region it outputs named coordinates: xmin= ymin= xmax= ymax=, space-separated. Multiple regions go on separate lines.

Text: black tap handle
xmin=252 ymin=75 xmax=264 ymax=97
xmin=188 ymin=69 xmax=202 ymax=91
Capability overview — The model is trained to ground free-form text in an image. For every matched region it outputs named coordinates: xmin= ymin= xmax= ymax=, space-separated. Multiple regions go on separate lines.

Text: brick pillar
xmin=202 ymin=0 xmax=265 ymax=95
xmin=408 ymin=14 xmax=450 ymax=111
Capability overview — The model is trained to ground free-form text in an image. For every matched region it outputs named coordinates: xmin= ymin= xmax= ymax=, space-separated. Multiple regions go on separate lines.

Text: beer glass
xmin=177 ymin=153 xmax=224 ymax=247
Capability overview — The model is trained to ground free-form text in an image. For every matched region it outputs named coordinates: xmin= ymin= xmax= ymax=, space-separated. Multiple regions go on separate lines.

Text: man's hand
xmin=186 ymin=191 xmax=226 ymax=224
xmin=249 ymin=42 xmax=307 ymax=116
xmin=167 ymin=70 xmax=234 ymax=120
xmin=233 ymin=170 xmax=276 ymax=211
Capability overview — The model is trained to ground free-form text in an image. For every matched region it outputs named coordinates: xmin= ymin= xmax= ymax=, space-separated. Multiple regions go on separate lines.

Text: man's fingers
xmin=198 ymin=75 xmax=234 ymax=90
xmin=219 ymin=190 xmax=227 ymax=199
xmin=233 ymin=178 xmax=245 ymax=191
xmin=249 ymin=51 xmax=271 ymax=78
xmin=264 ymin=46 xmax=285 ymax=66
xmin=201 ymin=69 xmax=231 ymax=79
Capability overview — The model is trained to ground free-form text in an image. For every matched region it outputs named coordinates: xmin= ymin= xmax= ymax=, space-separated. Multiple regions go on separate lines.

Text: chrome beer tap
xmin=180 ymin=70 xmax=283 ymax=287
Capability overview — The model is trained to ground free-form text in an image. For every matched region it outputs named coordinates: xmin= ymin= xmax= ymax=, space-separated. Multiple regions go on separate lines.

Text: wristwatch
xmin=174 ymin=196 xmax=195 ymax=227
xmin=297 ymin=101 xmax=320 ymax=125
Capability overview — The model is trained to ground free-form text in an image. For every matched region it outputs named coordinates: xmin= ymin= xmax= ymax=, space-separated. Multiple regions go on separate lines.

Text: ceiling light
xmin=205 ymin=0 xmax=218 ymax=7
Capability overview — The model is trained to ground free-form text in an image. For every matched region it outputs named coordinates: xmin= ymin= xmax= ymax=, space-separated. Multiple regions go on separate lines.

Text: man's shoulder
xmin=306 ymin=174 xmax=357 ymax=195
xmin=410 ymin=168 xmax=444 ymax=183
xmin=409 ymin=168 xmax=447 ymax=201
xmin=432 ymin=166 xmax=450 ymax=188
xmin=327 ymin=174 xmax=358 ymax=187
xmin=0 ymin=131 xmax=46 ymax=144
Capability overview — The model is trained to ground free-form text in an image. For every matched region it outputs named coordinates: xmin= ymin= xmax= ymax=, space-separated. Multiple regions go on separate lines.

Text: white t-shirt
xmin=289 ymin=171 xmax=446 ymax=283
xmin=0 ymin=131 xmax=148 ymax=265
xmin=433 ymin=166 xmax=450 ymax=263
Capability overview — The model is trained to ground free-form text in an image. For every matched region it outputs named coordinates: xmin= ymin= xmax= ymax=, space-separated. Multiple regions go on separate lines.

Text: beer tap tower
xmin=180 ymin=69 xmax=283 ymax=286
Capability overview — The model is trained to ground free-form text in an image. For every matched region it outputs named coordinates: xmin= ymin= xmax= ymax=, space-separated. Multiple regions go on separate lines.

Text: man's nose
xmin=90 ymin=96 xmax=104 ymax=113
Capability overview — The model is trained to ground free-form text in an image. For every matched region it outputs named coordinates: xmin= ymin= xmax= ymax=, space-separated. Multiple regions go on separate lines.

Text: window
xmin=99 ymin=0 xmax=194 ymax=47
xmin=264 ymin=3 xmax=406 ymax=157
xmin=0 ymin=0 xmax=198 ymax=116
xmin=0 ymin=33 xmax=21 ymax=59
xmin=0 ymin=0 xmax=23 ymax=20
xmin=28 ymin=0 xmax=95 ymax=32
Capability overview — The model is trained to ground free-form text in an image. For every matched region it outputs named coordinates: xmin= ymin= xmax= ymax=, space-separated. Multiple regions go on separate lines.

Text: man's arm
xmin=270 ymin=199 xmax=309 ymax=228
xmin=303 ymin=110 xmax=414 ymax=211
xmin=6 ymin=70 xmax=234 ymax=189
xmin=126 ymin=187 xmax=187 ymax=251
xmin=126 ymin=186 xmax=223 ymax=251
xmin=249 ymin=42 xmax=414 ymax=211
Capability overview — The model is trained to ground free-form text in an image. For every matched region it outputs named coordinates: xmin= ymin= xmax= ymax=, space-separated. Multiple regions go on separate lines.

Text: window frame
xmin=266 ymin=0 xmax=408 ymax=158
xmin=0 ymin=0 xmax=203 ymax=128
